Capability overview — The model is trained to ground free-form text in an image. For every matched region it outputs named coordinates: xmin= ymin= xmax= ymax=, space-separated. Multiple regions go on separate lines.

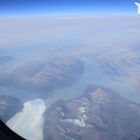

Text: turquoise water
xmin=0 ymin=55 xmax=140 ymax=106
xmin=0 ymin=44 xmax=140 ymax=105
xmin=46 ymin=57 xmax=140 ymax=107
xmin=0 ymin=86 xmax=37 ymax=102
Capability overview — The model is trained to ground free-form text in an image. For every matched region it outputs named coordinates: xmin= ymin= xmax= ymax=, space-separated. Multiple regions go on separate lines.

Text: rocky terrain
xmin=43 ymin=85 xmax=140 ymax=140
xmin=0 ymin=95 xmax=23 ymax=122
xmin=0 ymin=58 xmax=84 ymax=98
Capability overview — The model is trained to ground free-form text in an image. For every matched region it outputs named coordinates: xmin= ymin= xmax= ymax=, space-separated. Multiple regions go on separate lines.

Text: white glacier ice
xmin=78 ymin=107 xmax=86 ymax=113
xmin=63 ymin=118 xmax=86 ymax=128
xmin=6 ymin=99 xmax=46 ymax=140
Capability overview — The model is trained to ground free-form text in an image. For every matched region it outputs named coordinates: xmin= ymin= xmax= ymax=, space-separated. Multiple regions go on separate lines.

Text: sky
xmin=0 ymin=0 xmax=139 ymax=16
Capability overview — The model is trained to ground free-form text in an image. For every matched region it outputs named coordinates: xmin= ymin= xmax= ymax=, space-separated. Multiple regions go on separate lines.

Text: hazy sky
xmin=0 ymin=0 xmax=138 ymax=16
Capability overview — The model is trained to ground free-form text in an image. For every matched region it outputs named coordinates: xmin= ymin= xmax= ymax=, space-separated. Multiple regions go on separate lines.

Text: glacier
xmin=6 ymin=99 xmax=46 ymax=140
